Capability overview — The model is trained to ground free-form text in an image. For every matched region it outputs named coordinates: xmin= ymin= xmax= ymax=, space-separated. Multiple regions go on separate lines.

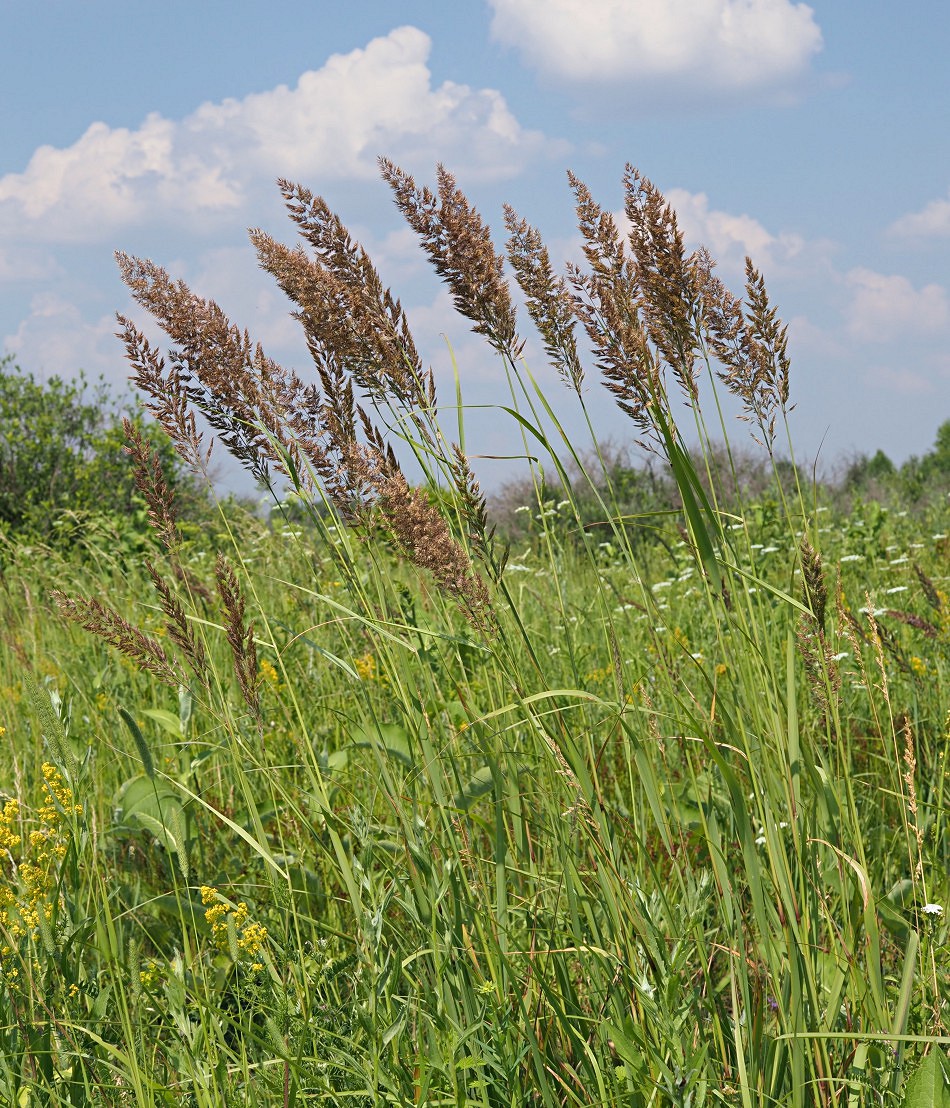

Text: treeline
xmin=2 ymin=356 xmax=949 ymax=553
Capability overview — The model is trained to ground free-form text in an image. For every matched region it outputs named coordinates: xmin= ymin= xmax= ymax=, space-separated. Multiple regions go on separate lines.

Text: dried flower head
xmin=623 ymin=165 xmax=701 ymax=404
xmin=52 ymin=591 xmax=184 ymax=688
xmin=380 ymin=160 xmax=522 ymax=361
xmin=504 ymin=205 xmax=583 ymax=394
xmin=565 ymin=171 xmax=659 ymax=444
xmin=376 ymin=470 xmax=493 ymax=631
xmin=701 ymin=256 xmax=792 ymax=451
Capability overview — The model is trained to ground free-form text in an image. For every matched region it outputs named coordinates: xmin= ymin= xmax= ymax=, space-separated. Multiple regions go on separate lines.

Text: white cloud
xmin=3 ymin=293 xmax=124 ymax=385
xmin=664 ymin=188 xmax=806 ymax=274
xmin=888 ymin=188 xmax=950 ymax=239
xmin=488 ymin=0 xmax=822 ymax=93
xmin=845 ymin=268 xmax=949 ymax=342
xmin=0 ymin=26 xmax=554 ymax=243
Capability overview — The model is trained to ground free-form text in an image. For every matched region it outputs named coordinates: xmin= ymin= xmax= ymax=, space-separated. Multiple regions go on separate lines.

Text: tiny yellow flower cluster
xmin=909 ymin=656 xmax=928 ymax=677
xmin=353 ymin=652 xmax=377 ymax=681
xmin=258 ymin=658 xmax=280 ymax=688
xmin=200 ymin=885 xmax=267 ymax=971
xmin=139 ymin=959 xmax=161 ymax=988
xmin=584 ymin=666 xmax=612 ymax=686
xmin=0 ymin=764 xmax=82 ymax=942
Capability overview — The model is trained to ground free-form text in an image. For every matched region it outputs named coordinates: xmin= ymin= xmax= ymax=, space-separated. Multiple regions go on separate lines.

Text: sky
xmin=1 ymin=0 xmax=948 ymax=495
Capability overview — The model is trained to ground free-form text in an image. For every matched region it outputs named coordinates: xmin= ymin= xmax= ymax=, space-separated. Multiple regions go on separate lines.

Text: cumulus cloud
xmin=0 ymin=26 xmax=554 ymax=243
xmin=845 ymin=268 xmax=949 ymax=342
xmin=488 ymin=0 xmax=822 ymax=94
xmin=888 ymin=188 xmax=950 ymax=239
xmin=3 ymin=293 xmax=123 ymax=384
xmin=663 ymin=188 xmax=806 ymax=273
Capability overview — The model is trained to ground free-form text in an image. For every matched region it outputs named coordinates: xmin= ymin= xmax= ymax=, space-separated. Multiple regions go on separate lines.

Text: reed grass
xmin=0 ymin=162 xmax=947 ymax=1105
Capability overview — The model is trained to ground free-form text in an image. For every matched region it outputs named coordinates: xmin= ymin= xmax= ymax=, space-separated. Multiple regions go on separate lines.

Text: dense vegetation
xmin=0 ymin=165 xmax=947 ymax=1106
xmin=0 ymin=356 xmax=209 ymax=551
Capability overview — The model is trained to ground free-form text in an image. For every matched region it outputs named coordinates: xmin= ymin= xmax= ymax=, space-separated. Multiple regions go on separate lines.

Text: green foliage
xmin=2 ymin=167 xmax=950 ymax=1104
xmin=0 ymin=355 xmax=204 ymax=547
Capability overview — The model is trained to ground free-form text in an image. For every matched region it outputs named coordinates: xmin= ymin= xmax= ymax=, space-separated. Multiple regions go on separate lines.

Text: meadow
xmin=0 ymin=163 xmax=947 ymax=1106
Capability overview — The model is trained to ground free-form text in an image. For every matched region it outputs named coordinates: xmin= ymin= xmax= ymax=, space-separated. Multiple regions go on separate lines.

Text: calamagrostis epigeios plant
xmin=379 ymin=159 xmax=523 ymax=363
xmin=114 ymin=173 xmax=496 ymax=632
xmin=102 ymin=160 xmax=798 ymax=641
xmin=701 ymin=256 xmax=792 ymax=453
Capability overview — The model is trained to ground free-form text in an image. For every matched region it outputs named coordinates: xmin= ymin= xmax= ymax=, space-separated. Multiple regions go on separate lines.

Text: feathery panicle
xmin=503 ymin=205 xmax=583 ymax=394
xmin=800 ymin=536 xmax=827 ymax=633
xmin=449 ymin=445 xmax=506 ymax=580
xmin=565 ymin=171 xmax=659 ymax=444
xmin=116 ymin=253 xmax=320 ymax=489
xmin=146 ymin=561 xmax=209 ymax=684
xmin=379 ymin=160 xmax=521 ymax=362
xmin=882 ymin=609 xmax=940 ymax=639
xmin=623 ymin=165 xmax=701 ymax=404
xmin=52 ymin=591 xmax=184 ymax=689
xmin=913 ymin=562 xmax=941 ymax=611
xmin=377 ymin=470 xmax=494 ymax=632
xmin=253 ymin=180 xmax=433 ymax=418
xmin=116 ymin=316 xmax=208 ymax=475
xmin=700 ymin=255 xmax=792 ymax=451
xmin=123 ymin=418 xmax=180 ymax=552
xmin=795 ymin=611 xmax=840 ymax=716
xmin=215 ymin=555 xmax=260 ymax=719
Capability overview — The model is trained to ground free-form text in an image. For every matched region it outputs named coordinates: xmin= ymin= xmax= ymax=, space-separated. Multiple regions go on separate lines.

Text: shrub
xmin=0 ymin=356 xmax=206 ymax=545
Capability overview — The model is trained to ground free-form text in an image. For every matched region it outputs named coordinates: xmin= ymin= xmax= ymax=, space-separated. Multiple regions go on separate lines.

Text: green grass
xmin=0 ymin=163 xmax=948 ymax=1105
xmin=1 ymin=423 xmax=948 ymax=1105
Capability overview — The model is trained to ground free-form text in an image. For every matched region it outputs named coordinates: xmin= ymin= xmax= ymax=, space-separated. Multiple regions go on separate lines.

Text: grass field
xmin=0 ymin=164 xmax=947 ymax=1105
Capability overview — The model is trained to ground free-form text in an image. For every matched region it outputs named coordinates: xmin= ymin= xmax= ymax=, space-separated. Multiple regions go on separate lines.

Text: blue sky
xmin=2 ymin=1 xmax=948 ymax=492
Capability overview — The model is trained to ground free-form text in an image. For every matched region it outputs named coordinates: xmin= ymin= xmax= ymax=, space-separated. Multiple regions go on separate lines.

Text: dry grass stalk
xmin=116 ymin=317 xmax=208 ymax=476
xmin=214 ymin=555 xmax=259 ymax=718
xmin=565 ymin=172 xmax=660 ymax=445
xmin=701 ymin=258 xmax=791 ymax=452
xmin=376 ymin=470 xmax=494 ymax=632
xmin=623 ymin=165 xmax=701 ymax=405
xmin=252 ymin=180 xmax=434 ymax=423
xmin=900 ymin=716 xmax=924 ymax=879
xmin=52 ymin=591 xmax=184 ymax=688
xmin=380 ymin=160 xmax=522 ymax=362
xmin=503 ymin=206 xmax=583 ymax=394
xmin=799 ymin=537 xmax=827 ymax=633
xmin=123 ymin=418 xmax=180 ymax=552
xmin=795 ymin=613 xmax=840 ymax=717
xmin=913 ymin=563 xmax=941 ymax=611
xmin=883 ymin=609 xmax=939 ymax=639
xmin=117 ymin=253 xmax=323 ymax=489
xmin=146 ymin=561 xmax=209 ymax=686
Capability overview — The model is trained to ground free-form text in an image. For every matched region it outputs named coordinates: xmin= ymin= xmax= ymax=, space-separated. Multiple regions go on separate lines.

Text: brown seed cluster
xmin=61 ymin=161 xmax=797 ymax=668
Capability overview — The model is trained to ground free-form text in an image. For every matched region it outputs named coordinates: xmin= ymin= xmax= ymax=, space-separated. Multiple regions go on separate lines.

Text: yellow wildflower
xmin=258 ymin=658 xmax=280 ymax=687
xmin=353 ymin=653 xmax=376 ymax=681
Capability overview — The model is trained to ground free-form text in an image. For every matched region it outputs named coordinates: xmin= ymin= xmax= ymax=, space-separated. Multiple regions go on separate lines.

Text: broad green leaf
xmin=902 ymin=1051 xmax=950 ymax=1108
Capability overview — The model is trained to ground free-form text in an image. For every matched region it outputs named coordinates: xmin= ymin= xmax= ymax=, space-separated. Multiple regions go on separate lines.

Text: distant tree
xmin=929 ymin=419 xmax=950 ymax=475
xmin=844 ymin=449 xmax=895 ymax=491
xmin=0 ymin=356 xmax=205 ymax=543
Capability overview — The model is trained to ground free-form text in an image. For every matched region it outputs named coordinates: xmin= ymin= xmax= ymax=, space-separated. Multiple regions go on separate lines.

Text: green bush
xmin=0 ymin=355 xmax=206 ymax=546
